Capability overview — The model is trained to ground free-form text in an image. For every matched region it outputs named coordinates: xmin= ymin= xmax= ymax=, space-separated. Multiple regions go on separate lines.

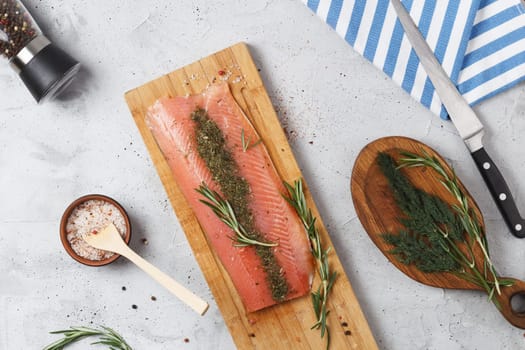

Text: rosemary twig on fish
xmin=196 ymin=183 xmax=277 ymax=247
xmin=43 ymin=326 xmax=132 ymax=350
xmin=283 ymin=179 xmax=337 ymax=350
xmin=241 ymin=128 xmax=262 ymax=152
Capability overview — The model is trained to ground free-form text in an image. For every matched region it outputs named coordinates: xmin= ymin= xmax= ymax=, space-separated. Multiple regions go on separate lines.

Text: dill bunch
xmin=378 ymin=151 xmax=513 ymax=306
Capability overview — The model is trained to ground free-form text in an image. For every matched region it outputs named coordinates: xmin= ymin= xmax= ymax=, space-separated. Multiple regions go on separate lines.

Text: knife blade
xmin=390 ymin=0 xmax=525 ymax=238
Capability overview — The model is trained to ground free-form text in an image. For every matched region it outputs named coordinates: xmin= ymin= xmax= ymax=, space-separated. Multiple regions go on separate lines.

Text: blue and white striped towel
xmin=303 ymin=0 xmax=525 ymax=119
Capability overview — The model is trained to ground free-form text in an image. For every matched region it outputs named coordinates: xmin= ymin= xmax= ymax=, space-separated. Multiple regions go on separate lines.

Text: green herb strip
xmin=192 ymin=108 xmax=288 ymax=301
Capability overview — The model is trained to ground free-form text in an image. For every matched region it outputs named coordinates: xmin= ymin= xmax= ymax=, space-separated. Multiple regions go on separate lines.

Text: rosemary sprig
xmin=283 ymin=179 xmax=337 ymax=350
xmin=196 ymin=182 xmax=277 ymax=247
xmin=241 ymin=128 xmax=262 ymax=152
xmin=378 ymin=151 xmax=513 ymax=307
xmin=43 ymin=326 xmax=132 ymax=350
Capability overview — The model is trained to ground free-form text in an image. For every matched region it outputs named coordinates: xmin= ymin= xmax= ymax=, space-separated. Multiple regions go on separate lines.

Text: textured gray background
xmin=1 ymin=1 xmax=525 ymax=349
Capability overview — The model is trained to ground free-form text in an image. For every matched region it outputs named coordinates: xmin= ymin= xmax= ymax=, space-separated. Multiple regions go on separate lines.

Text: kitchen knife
xmin=390 ymin=0 xmax=525 ymax=238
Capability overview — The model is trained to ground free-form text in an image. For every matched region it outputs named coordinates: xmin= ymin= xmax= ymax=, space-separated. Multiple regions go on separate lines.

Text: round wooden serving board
xmin=350 ymin=136 xmax=525 ymax=328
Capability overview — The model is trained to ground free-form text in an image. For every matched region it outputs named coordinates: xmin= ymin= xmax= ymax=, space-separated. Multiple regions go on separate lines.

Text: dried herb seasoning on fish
xmin=192 ymin=108 xmax=288 ymax=301
xmin=378 ymin=151 xmax=513 ymax=307
xmin=146 ymin=83 xmax=314 ymax=312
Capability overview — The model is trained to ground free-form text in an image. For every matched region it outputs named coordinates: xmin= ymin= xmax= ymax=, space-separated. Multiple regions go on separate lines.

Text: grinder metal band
xmin=9 ymin=35 xmax=51 ymax=74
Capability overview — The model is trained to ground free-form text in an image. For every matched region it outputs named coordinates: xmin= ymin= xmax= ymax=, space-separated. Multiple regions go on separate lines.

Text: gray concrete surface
xmin=1 ymin=1 xmax=525 ymax=349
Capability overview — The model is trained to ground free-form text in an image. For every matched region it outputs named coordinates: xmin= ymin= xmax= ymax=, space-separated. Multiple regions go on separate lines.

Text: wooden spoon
xmin=350 ymin=136 xmax=525 ymax=328
xmin=84 ymin=223 xmax=209 ymax=315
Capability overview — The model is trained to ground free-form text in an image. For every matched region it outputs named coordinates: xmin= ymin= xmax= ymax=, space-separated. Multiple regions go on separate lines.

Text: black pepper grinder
xmin=1 ymin=0 xmax=80 ymax=102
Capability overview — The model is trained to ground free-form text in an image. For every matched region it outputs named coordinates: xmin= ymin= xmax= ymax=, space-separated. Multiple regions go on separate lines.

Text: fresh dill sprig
xmin=196 ymin=182 xmax=277 ymax=247
xmin=43 ymin=326 xmax=132 ymax=350
xmin=241 ymin=128 xmax=262 ymax=152
xmin=283 ymin=179 xmax=337 ymax=350
xmin=378 ymin=151 xmax=514 ymax=307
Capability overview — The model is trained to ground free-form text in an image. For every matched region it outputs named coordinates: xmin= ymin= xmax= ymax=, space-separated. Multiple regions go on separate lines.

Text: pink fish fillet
xmin=146 ymin=83 xmax=313 ymax=312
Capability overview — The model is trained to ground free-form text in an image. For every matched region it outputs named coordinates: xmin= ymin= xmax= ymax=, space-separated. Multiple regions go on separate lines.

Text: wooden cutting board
xmin=124 ymin=42 xmax=378 ymax=349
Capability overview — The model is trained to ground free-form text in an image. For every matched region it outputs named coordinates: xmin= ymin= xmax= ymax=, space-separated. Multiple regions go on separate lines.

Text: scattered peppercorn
xmin=122 ymin=286 xmax=126 ymax=291
xmin=151 ymin=296 xmax=157 ymax=301
xmin=131 ymin=304 xmax=138 ymax=309
xmin=344 ymin=330 xmax=352 ymax=336
xmin=183 ymin=338 xmax=190 ymax=343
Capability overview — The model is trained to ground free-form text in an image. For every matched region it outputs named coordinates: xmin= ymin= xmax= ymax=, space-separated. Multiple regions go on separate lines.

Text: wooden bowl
xmin=60 ymin=194 xmax=132 ymax=266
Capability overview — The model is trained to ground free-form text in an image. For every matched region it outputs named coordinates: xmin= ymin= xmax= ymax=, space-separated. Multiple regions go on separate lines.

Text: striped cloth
xmin=303 ymin=0 xmax=525 ymax=119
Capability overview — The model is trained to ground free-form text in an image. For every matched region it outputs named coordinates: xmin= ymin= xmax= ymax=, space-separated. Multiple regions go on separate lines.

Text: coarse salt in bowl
xmin=60 ymin=194 xmax=132 ymax=266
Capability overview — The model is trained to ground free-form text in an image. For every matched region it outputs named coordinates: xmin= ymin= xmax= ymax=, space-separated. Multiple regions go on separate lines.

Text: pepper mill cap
xmin=10 ymin=35 xmax=80 ymax=103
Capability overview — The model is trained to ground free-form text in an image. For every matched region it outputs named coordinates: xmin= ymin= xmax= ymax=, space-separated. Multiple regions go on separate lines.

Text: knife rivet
xmin=483 ymin=162 xmax=491 ymax=170
xmin=499 ymin=193 xmax=507 ymax=201
xmin=516 ymin=224 xmax=523 ymax=231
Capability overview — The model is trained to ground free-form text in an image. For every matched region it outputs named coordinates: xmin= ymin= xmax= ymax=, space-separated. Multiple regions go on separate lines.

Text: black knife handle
xmin=471 ymin=147 xmax=525 ymax=238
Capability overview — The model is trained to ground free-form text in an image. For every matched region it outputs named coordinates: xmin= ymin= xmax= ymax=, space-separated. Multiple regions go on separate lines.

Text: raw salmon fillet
xmin=146 ymin=83 xmax=314 ymax=312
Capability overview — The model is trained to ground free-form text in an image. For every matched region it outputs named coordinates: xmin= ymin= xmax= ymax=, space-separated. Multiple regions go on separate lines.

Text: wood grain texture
xmin=125 ymin=42 xmax=378 ymax=349
xmin=350 ymin=136 xmax=525 ymax=329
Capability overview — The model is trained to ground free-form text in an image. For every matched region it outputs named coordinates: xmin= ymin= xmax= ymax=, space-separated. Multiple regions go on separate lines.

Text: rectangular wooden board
xmin=124 ymin=42 xmax=378 ymax=350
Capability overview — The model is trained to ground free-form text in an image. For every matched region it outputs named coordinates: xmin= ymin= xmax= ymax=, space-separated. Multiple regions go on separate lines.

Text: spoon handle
xmin=494 ymin=277 xmax=525 ymax=328
xmin=118 ymin=245 xmax=209 ymax=315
